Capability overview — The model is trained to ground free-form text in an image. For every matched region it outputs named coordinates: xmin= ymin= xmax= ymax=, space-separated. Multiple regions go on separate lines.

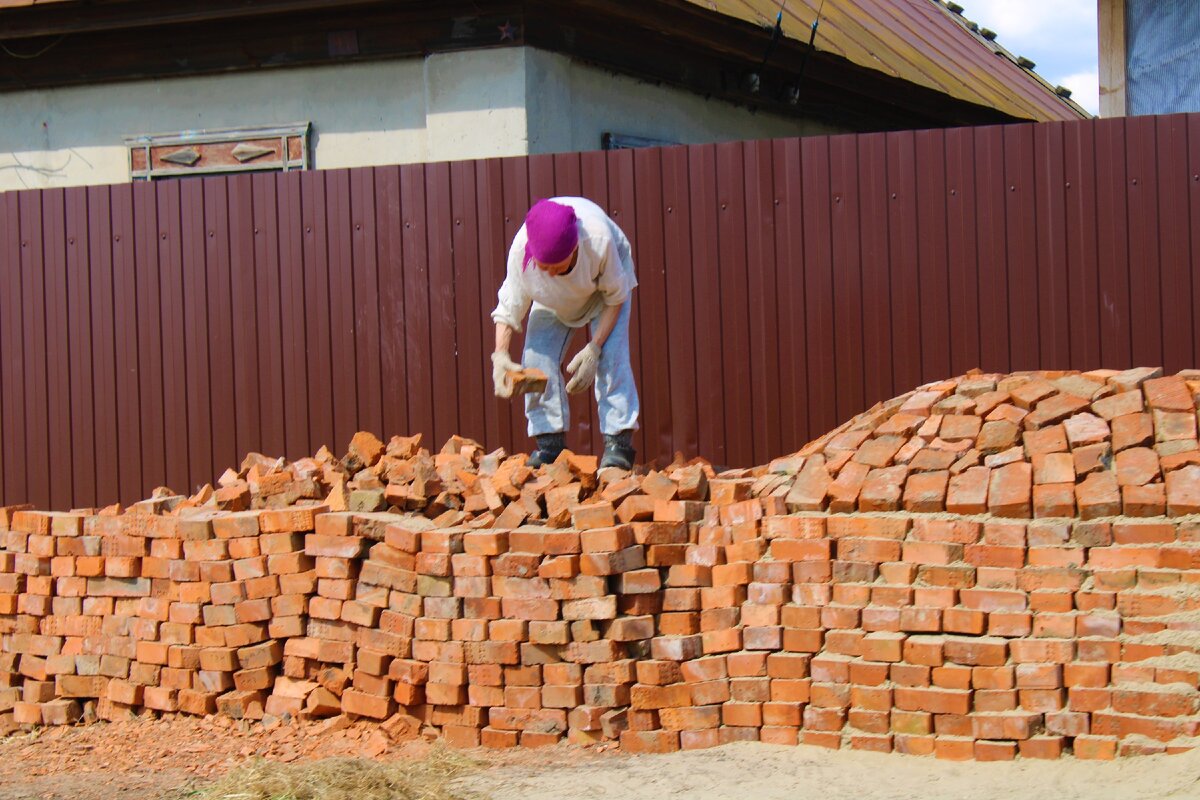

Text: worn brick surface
xmin=3 ymin=369 xmax=1200 ymax=761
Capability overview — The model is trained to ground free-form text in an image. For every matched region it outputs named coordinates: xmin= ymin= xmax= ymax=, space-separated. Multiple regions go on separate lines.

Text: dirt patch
xmin=0 ymin=717 xmax=609 ymax=800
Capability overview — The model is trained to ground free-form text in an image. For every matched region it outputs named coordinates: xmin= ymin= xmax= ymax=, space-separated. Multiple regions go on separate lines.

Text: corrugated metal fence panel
xmin=4 ymin=113 xmax=1200 ymax=509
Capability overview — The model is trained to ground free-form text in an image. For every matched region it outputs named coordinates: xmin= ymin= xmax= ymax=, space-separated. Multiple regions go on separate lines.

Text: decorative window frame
xmin=124 ymin=122 xmax=311 ymax=181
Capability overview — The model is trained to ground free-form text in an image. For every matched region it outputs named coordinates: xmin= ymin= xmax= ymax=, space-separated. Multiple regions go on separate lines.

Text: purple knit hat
xmin=522 ymin=199 xmax=578 ymax=270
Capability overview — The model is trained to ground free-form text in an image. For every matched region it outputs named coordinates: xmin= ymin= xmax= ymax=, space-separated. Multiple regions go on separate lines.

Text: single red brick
xmin=1166 ymin=465 xmax=1200 ymax=516
xmin=959 ymin=588 xmax=1027 ymax=612
xmin=1019 ymin=736 xmax=1065 ymax=759
xmin=1122 ymin=484 xmax=1165 ymax=517
xmin=1076 ymin=471 xmax=1122 ymax=519
xmin=838 ymin=537 xmax=901 ymax=564
xmin=785 ymin=460 xmax=832 ymax=512
xmin=943 ymin=636 xmax=1007 ymax=666
xmin=858 ymin=467 xmax=909 ymax=512
xmin=936 ymin=614 xmax=984 ymax=638
xmin=1144 ymin=375 xmax=1193 ymax=411
xmin=931 ymin=735 xmax=974 ymax=761
xmin=1033 ymin=484 xmax=1076 ymax=518
xmin=822 ymin=462 xmax=868 ymax=512
xmin=903 ymin=471 xmax=949 ymax=513
xmin=1114 ymin=447 xmax=1160 ymax=486
xmin=964 ymin=543 xmax=1025 ymax=568
xmin=942 ymin=467 xmax=986 ymax=514
xmin=659 ymin=705 xmax=721 ymax=731
xmin=988 ymin=462 xmax=1032 ymax=518
xmin=902 ymin=542 xmax=964 ymax=566
xmin=860 ymin=632 xmax=905 ymax=663
xmin=1073 ymin=735 xmax=1117 ymax=760
xmin=988 ymin=611 xmax=1032 ymax=636
xmin=854 ymin=436 xmax=906 ymax=468
xmin=619 ymin=730 xmax=679 ymax=754
xmin=1022 ymin=424 xmax=1068 ymax=455
xmin=1025 ymin=394 xmax=1090 ymax=430
xmin=894 ymin=686 xmax=970 ymax=715
xmin=974 ymin=740 xmax=1017 ymax=761
xmin=1092 ymin=388 xmax=1144 ymax=419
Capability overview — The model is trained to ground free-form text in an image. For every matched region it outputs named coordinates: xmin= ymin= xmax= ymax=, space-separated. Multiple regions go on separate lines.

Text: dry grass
xmin=182 ymin=745 xmax=481 ymax=800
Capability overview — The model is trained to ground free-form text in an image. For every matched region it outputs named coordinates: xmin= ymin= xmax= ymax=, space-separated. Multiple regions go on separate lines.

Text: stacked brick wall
xmin=4 ymin=504 xmax=1200 ymax=759
xmin=2 ymin=367 xmax=1200 ymax=759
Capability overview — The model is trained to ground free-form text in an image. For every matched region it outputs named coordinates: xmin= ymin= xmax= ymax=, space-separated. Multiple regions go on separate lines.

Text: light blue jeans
xmin=523 ymin=298 xmax=640 ymax=437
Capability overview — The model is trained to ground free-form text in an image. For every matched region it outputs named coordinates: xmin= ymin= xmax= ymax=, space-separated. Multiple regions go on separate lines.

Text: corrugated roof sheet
xmin=684 ymin=0 xmax=1088 ymax=121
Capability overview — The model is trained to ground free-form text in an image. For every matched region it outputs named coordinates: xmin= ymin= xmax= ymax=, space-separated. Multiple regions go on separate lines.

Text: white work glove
xmin=565 ymin=342 xmax=601 ymax=394
xmin=491 ymin=351 xmax=521 ymax=399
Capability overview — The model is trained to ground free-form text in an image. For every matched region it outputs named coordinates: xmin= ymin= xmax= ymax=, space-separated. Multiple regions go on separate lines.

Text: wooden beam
xmin=1099 ymin=0 xmax=1126 ymax=117
xmin=0 ymin=0 xmax=388 ymax=39
xmin=0 ymin=4 xmax=522 ymax=91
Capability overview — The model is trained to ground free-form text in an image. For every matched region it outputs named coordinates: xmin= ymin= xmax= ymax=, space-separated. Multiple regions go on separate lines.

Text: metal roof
xmin=683 ymin=0 xmax=1089 ymax=121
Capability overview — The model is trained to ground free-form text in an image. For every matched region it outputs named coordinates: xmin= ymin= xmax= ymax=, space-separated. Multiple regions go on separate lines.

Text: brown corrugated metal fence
xmin=3 ymin=113 xmax=1200 ymax=509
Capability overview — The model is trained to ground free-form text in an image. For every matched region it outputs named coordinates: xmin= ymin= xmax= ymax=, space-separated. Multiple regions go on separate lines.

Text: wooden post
xmin=1099 ymin=0 xmax=1127 ymax=117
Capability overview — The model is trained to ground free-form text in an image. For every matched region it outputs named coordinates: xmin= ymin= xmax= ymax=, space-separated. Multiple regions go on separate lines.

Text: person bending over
xmin=490 ymin=197 xmax=639 ymax=470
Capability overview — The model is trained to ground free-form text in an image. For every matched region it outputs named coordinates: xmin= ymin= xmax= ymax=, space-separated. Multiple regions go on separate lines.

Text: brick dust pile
xmin=4 ymin=367 xmax=1200 ymax=762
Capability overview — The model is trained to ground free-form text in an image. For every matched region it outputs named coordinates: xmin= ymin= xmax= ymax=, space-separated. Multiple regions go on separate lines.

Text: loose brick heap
xmin=785 ymin=366 xmax=1200 ymax=519
xmin=3 ymin=368 xmax=1200 ymax=761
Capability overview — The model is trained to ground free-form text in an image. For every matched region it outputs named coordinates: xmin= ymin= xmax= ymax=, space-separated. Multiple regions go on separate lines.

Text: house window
xmin=602 ymin=132 xmax=678 ymax=151
xmin=124 ymin=123 xmax=310 ymax=181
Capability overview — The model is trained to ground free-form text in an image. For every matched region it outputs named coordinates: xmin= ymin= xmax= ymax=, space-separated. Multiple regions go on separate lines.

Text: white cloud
xmin=957 ymin=0 xmax=1099 ymax=115
xmin=1054 ymin=70 xmax=1100 ymax=116
xmin=961 ymin=0 xmax=1096 ymax=48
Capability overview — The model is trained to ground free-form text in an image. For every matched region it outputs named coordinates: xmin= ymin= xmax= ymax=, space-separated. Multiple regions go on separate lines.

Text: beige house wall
xmin=0 ymin=46 xmax=840 ymax=193
xmin=525 ymin=48 xmax=843 ymax=153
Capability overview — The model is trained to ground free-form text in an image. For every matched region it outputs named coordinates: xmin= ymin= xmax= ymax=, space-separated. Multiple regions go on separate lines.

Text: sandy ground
xmin=457 ymin=741 xmax=1200 ymax=800
xmin=3 ymin=719 xmax=1200 ymax=800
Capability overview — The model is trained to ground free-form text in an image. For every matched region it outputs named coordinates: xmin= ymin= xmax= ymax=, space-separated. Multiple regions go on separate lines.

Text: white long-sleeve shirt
xmin=491 ymin=197 xmax=638 ymax=332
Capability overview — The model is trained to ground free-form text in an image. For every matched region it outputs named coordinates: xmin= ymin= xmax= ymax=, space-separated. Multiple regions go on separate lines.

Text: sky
xmin=956 ymin=0 xmax=1101 ymax=115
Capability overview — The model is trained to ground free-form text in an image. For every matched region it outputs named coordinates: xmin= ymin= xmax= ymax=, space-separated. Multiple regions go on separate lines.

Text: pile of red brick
xmin=787 ymin=366 xmax=1200 ymax=518
xmin=2 ymin=368 xmax=1200 ymax=760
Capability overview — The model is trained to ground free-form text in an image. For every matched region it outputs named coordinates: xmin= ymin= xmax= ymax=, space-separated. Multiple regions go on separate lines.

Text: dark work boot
xmin=600 ymin=430 xmax=636 ymax=471
xmin=527 ymin=433 xmax=566 ymax=468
